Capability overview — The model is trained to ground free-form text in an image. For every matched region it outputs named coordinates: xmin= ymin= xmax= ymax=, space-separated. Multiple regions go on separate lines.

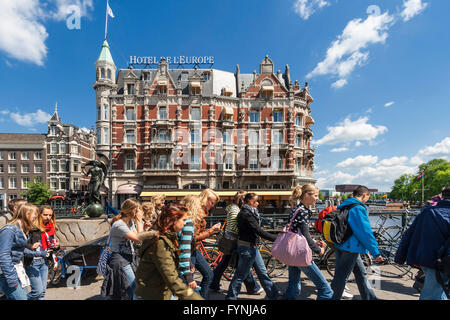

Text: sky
xmin=0 ymin=0 xmax=449 ymax=192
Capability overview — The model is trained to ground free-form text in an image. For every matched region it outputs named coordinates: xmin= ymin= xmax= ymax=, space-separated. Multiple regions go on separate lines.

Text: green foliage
xmin=389 ymin=159 xmax=450 ymax=202
xmin=20 ymin=178 xmax=53 ymax=205
xmin=319 ymin=193 xmax=325 ymax=201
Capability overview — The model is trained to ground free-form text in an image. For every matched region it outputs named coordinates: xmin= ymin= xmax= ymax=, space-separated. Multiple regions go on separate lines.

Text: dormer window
xmin=127 ymin=83 xmax=135 ymax=95
xmin=203 ymin=72 xmax=211 ymax=81
xmin=50 ymin=126 xmax=58 ymax=136
xmin=158 ymin=80 xmax=167 ymax=94
xmin=222 ymin=88 xmax=233 ymax=97
xmin=190 ymin=82 xmax=201 ymax=95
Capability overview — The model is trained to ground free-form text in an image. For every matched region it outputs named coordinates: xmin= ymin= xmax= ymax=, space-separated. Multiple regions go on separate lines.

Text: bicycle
xmin=371 ymin=213 xmax=414 ymax=278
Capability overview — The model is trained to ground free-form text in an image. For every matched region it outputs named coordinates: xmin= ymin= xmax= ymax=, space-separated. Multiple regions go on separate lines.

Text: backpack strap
xmin=286 ymin=205 xmax=304 ymax=230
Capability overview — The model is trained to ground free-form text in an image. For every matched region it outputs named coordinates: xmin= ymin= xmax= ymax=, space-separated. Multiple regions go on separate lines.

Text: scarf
xmin=243 ymin=204 xmax=260 ymax=219
xmin=41 ymin=222 xmax=56 ymax=250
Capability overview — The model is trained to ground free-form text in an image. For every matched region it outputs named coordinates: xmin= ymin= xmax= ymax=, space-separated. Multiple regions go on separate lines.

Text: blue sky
xmin=0 ymin=0 xmax=449 ymax=192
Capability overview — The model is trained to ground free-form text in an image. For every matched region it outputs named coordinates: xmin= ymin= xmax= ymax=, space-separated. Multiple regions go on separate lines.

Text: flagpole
xmin=422 ymin=171 xmax=424 ymax=206
xmin=104 ymin=0 xmax=109 ymax=40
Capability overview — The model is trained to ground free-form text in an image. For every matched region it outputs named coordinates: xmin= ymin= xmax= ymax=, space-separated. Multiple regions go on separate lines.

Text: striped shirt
xmin=224 ymin=204 xmax=240 ymax=235
xmin=178 ymin=219 xmax=194 ymax=283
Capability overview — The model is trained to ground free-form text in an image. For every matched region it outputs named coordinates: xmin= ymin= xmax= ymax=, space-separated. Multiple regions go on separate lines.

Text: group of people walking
xmin=0 ymin=184 xmax=448 ymax=301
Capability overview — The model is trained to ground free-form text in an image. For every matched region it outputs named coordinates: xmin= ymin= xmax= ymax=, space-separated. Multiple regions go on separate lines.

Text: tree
xmin=21 ymin=178 xmax=53 ymax=205
xmin=319 ymin=193 xmax=325 ymax=201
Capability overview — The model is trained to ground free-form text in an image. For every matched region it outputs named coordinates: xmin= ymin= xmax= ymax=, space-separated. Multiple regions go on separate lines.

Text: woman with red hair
xmin=134 ymin=203 xmax=203 ymax=300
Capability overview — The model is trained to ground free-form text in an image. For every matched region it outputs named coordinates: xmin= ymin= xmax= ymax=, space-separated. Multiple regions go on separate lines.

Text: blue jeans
xmin=191 ymin=249 xmax=213 ymax=299
xmin=25 ymin=259 xmax=49 ymax=300
xmin=226 ymin=245 xmax=279 ymax=300
xmin=122 ymin=263 xmax=136 ymax=300
xmin=0 ymin=274 xmax=28 ymax=300
xmin=331 ymin=248 xmax=377 ymax=300
xmin=210 ymin=252 xmax=261 ymax=293
xmin=420 ymin=266 xmax=449 ymax=300
xmin=284 ymin=262 xmax=333 ymax=300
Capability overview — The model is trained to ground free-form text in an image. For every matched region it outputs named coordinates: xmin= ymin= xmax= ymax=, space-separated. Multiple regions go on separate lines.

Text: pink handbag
xmin=271 ymin=208 xmax=313 ymax=267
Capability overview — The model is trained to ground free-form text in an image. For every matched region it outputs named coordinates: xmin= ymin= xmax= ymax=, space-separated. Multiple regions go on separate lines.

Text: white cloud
xmin=316 ymin=171 xmax=355 ymax=189
xmin=384 ymin=101 xmax=395 ymax=107
xmin=9 ymin=109 xmax=52 ymax=127
xmin=401 ymin=0 xmax=428 ymax=22
xmin=336 ymin=155 xmax=378 ymax=168
xmin=417 ymin=137 xmax=450 ymax=160
xmin=307 ymin=9 xmax=394 ymax=88
xmin=0 ymin=0 xmax=94 ymax=66
xmin=293 ymin=0 xmax=331 ymax=20
xmin=314 ymin=116 xmax=388 ymax=146
xmin=330 ymin=147 xmax=349 ymax=153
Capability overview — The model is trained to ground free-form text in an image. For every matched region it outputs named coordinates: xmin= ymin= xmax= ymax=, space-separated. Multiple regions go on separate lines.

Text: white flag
xmin=107 ymin=2 xmax=115 ymax=18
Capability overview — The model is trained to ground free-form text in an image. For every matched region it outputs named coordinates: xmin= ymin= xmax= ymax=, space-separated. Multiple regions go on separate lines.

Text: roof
xmin=97 ymin=40 xmax=115 ymax=65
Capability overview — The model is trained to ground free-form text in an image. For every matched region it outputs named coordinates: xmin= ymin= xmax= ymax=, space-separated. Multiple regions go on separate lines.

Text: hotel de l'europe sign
xmin=129 ymin=56 xmax=215 ymax=65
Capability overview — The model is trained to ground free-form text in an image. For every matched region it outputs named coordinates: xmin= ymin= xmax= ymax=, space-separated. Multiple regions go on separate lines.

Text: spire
xmin=97 ymin=40 xmax=115 ymax=66
xmin=50 ymin=102 xmax=61 ymax=123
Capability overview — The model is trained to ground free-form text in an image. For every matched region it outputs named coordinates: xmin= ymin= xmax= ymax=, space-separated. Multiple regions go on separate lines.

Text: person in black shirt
xmin=225 ymin=193 xmax=280 ymax=300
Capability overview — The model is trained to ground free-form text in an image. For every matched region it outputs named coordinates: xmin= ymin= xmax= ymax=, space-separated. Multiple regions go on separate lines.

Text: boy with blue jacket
xmin=331 ymin=185 xmax=383 ymax=300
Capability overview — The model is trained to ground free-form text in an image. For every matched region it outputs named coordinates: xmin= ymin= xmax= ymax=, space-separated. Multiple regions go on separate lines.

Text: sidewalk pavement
xmin=44 ymin=265 xmax=420 ymax=300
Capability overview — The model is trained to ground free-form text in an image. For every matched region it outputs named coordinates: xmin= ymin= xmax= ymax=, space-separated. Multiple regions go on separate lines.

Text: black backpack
xmin=321 ymin=203 xmax=362 ymax=245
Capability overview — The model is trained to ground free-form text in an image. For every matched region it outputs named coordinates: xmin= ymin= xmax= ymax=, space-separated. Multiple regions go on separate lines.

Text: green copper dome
xmin=97 ymin=40 xmax=115 ymax=65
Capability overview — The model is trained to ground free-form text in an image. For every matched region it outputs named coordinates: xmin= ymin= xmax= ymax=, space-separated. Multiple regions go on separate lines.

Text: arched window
xmin=107 ymin=69 xmax=112 ymax=79
xmin=101 ymin=68 xmax=105 ymax=79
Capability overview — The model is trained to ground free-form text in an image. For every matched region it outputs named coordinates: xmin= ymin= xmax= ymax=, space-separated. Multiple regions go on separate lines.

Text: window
xmin=21 ymin=152 xmax=29 ymax=160
xmin=190 ymin=153 xmax=201 ymax=170
xmin=190 ymin=107 xmax=201 ymax=121
xmin=52 ymin=160 xmax=58 ymax=173
xmin=159 ymin=130 xmax=168 ymax=143
xmin=225 ymin=156 xmax=233 ymax=170
xmin=101 ymin=68 xmax=105 ymax=79
xmin=104 ymin=105 xmax=109 ymax=120
xmin=0 ymin=164 xmax=3 ymax=173
xmin=249 ymin=110 xmax=260 ymax=123
xmin=126 ymin=108 xmax=136 ymax=120
xmin=272 ymin=131 xmax=283 ymax=145
xmin=296 ymin=114 xmax=303 ymax=126
xmin=21 ymin=164 xmax=30 ymax=173
xmin=249 ymin=131 xmax=259 ymax=145
xmin=223 ymin=131 xmax=231 ymax=144
xmin=50 ymin=178 xmax=58 ymax=190
xmin=126 ymin=130 xmax=136 ymax=143
xmin=97 ymin=130 xmax=101 ymax=144
xmin=9 ymin=177 xmax=17 ymax=189
xmin=71 ymin=144 xmax=79 ymax=155
xmin=9 ymin=152 xmax=16 ymax=160
xmin=9 ymin=164 xmax=17 ymax=173
xmin=97 ymin=106 xmax=101 ymax=120
xmin=249 ymin=158 xmax=258 ymax=169
xmin=73 ymin=178 xmax=80 ymax=190
xmin=107 ymin=69 xmax=112 ymax=80
xmin=127 ymin=83 xmax=135 ymax=95
xmin=191 ymin=129 xmax=201 ymax=143
xmin=9 ymin=194 xmax=17 ymax=201
xmin=203 ymin=72 xmax=210 ymax=81
xmin=158 ymin=155 xmax=167 ymax=169
xmin=295 ymin=135 xmax=302 ymax=148
xmin=34 ymin=152 xmax=42 ymax=160
xmin=60 ymin=179 xmax=67 ymax=190
xmin=273 ymin=155 xmax=283 ymax=169
xmin=103 ymin=128 xmax=109 ymax=145
xmin=273 ymin=110 xmax=283 ymax=122
xmin=60 ymin=143 xmax=67 ymax=154
xmin=296 ymin=159 xmax=301 ymax=173
xmin=125 ymin=155 xmax=136 ymax=171
xmin=73 ymin=160 xmax=80 ymax=172
xmin=159 ymin=106 xmax=167 ymax=119
xmin=51 ymin=142 xmax=58 ymax=154
xmin=34 ymin=164 xmax=43 ymax=173
xmin=51 ymin=126 xmax=58 ymax=136
xmin=60 ymin=160 xmax=67 ymax=172
xmin=22 ymin=177 xmax=30 ymax=189
xmin=0 ymin=152 xmax=3 ymax=160
xmin=34 ymin=176 xmax=43 ymax=183
xmin=0 ymin=178 xmax=4 ymax=189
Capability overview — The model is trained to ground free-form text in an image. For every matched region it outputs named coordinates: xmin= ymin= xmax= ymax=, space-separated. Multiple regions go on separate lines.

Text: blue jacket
xmin=334 ymin=198 xmax=381 ymax=258
xmin=395 ymin=199 xmax=450 ymax=269
xmin=0 ymin=224 xmax=28 ymax=288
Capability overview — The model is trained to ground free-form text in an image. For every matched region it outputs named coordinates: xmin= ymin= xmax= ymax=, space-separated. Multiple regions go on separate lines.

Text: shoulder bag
xmin=96 ymin=233 xmax=112 ymax=277
xmin=271 ymin=207 xmax=312 ymax=267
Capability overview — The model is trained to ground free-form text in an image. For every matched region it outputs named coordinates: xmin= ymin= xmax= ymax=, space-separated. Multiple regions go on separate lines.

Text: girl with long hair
xmin=101 ymin=198 xmax=144 ymax=300
xmin=24 ymin=205 xmax=59 ymax=300
xmin=283 ymin=184 xmax=333 ymax=300
xmin=134 ymin=203 xmax=203 ymax=300
xmin=191 ymin=189 xmax=221 ymax=299
xmin=0 ymin=203 xmax=44 ymax=300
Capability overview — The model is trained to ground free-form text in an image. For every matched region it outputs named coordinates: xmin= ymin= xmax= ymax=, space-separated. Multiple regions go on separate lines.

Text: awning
xmin=223 ymin=106 xmax=234 ymax=116
xmin=305 ymin=115 xmax=315 ymax=125
xmin=116 ymin=184 xmax=142 ymax=195
xmin=190 ymin=81 xmax=201 ymax=88
xmin=261 ymin=85 xmax=274 ymax=92
xmin=50 ymin=195 xmax=65 ymax=201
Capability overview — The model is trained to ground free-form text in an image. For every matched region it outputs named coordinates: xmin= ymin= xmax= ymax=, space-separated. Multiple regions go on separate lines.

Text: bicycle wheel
xmin=204 ymin=248 xmax=222 ymax=269
xmin=259 ymin=250 xmax=276 ymax=276
xmin=379 ymin=225 xmax=404 ymax=244
xmin=372 ymin=244 xmax=411 ymax=278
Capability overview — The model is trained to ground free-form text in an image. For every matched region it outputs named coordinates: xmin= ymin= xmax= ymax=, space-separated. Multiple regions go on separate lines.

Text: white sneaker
xmin=342 ymin=289 xmax=353 ymax=300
